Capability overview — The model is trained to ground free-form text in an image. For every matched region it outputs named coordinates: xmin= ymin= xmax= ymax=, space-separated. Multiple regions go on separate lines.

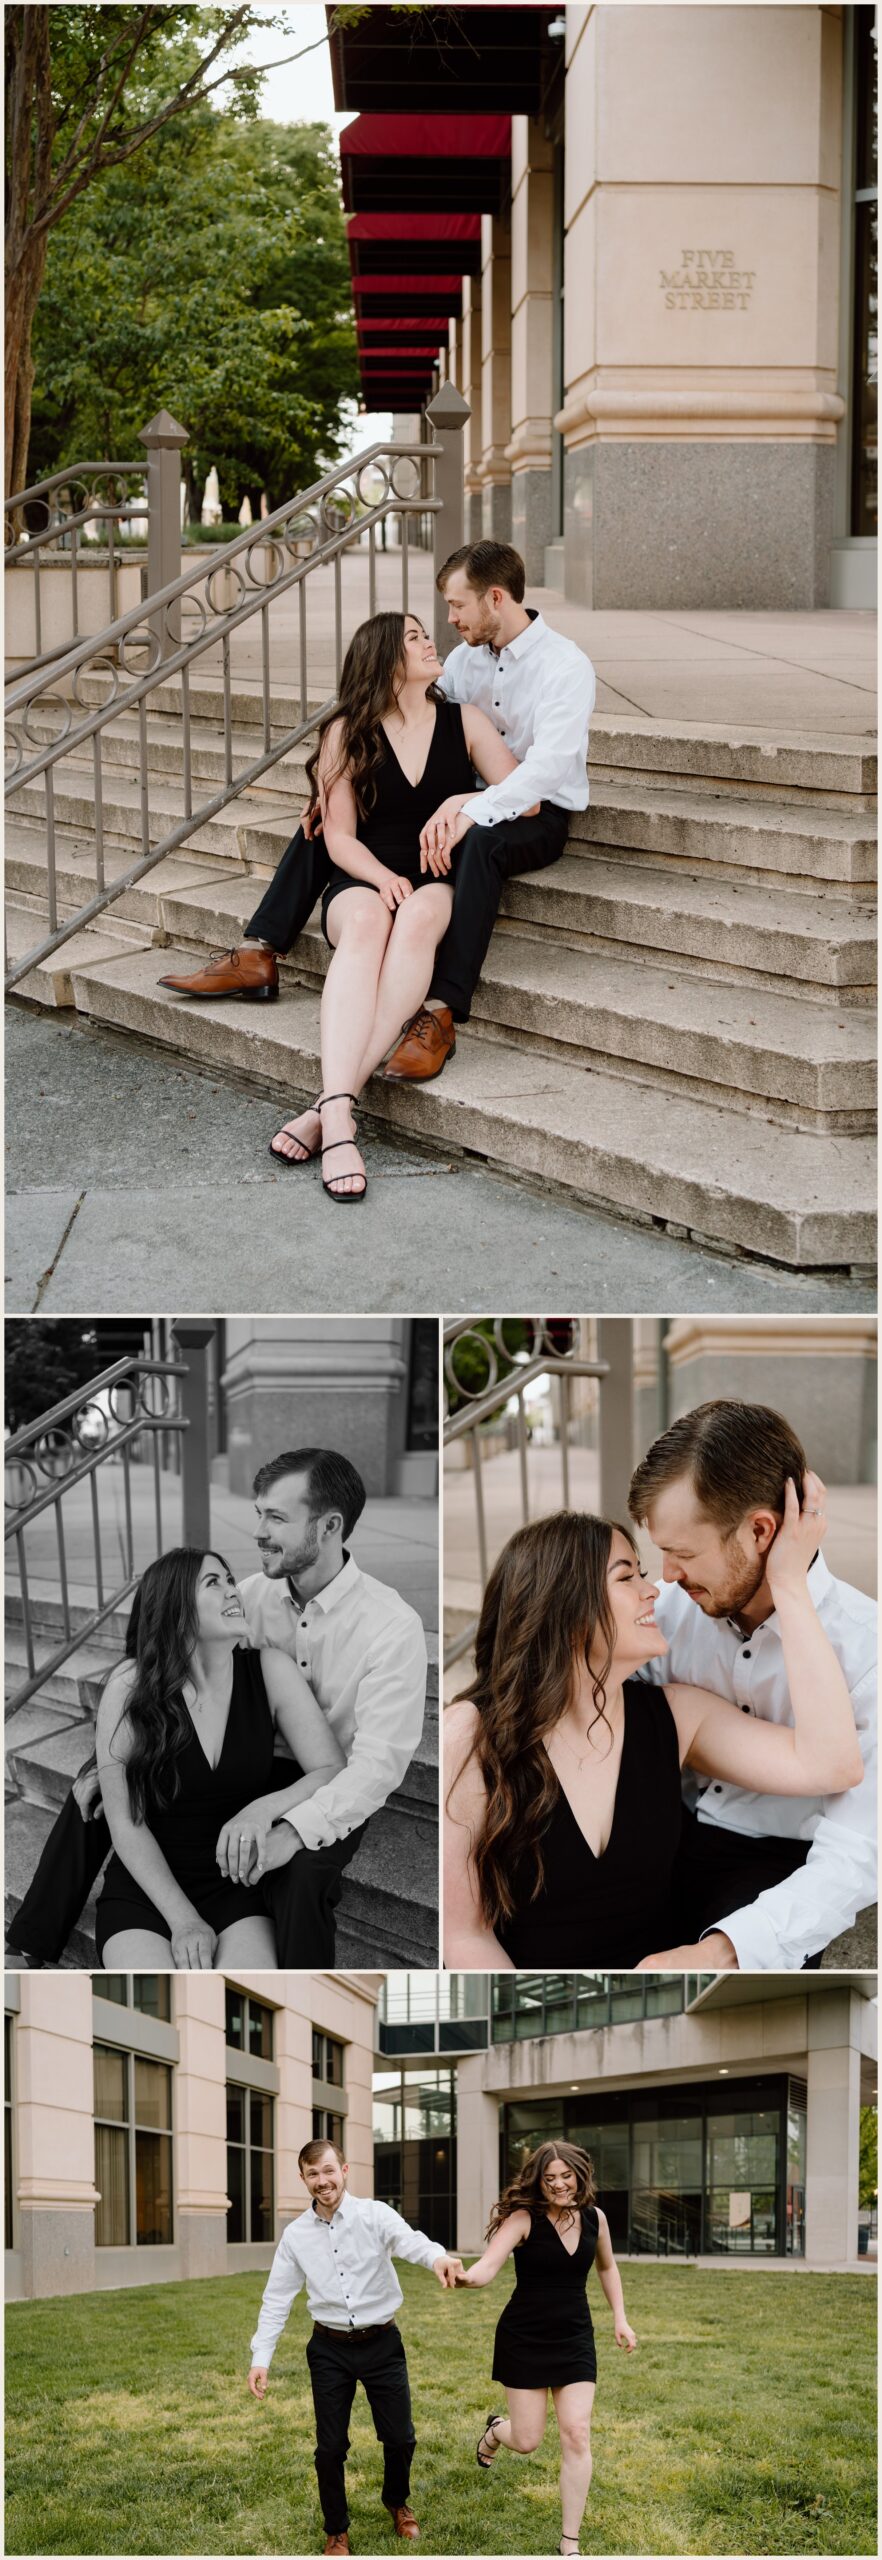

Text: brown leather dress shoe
xmin=158 ymin=945 xmax=278 ymax=1001
xmin=323 ymin=2535 xmax=350 ymax=2555
xmin=385 ymin=2506 xmax=420 ymax=2541
xmin=382 ymin=1005 xmax=455 ymax=1080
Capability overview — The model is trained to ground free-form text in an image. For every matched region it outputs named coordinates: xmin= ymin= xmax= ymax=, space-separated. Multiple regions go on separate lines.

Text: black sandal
xmin=268 ymin=1095 xmax=322 ymax=1167
xmin=320 ymin=1092 xmax=366 ymax=1204
xmin=476 ymin=2414 xmax=504 ymax=2468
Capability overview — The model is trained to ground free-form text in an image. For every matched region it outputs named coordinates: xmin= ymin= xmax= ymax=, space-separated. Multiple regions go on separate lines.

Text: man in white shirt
xmin=248 ymin=2136 xmax=462 ymax=2553
xmin=381 ymin=538 xmax=595 ymax=1080
xmin=627 ymin=1400 xmax=876 ymax=1972
xmin=232 ymin=1446 xmax=428 ymax=1968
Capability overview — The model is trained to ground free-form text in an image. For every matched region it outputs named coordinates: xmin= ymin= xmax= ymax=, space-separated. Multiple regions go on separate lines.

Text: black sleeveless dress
xmin=321 ymin=697 xmax=475 ymax=939
xmin=95 ymin=1647 xmax=279 ymax=1956
xmin=496 ymin=1682 xmax=683 ymax=1968
xmin=493 ymin=2207 xmax=599 ymax=2389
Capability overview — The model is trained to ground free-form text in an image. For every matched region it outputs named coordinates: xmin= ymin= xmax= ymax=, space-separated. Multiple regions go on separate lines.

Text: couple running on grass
xmin=248 ymin=2133 xmax=633 ymax=2558
xmin=161 ymin=539 xmax=595 ymax=1201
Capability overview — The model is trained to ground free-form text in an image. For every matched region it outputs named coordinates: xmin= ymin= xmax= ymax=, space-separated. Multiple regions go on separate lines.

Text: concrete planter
xmin=6 ymin=554 xmax=146 ymax=666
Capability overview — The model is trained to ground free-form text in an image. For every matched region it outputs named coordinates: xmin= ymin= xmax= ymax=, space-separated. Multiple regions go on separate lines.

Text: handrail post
xmin=597 ymin=1320 xmax=635 ymax=1525
xmin=424 ymin=383 xmax=471 ymax=657
xmin=139 ymin=407 xmax=189 ymax=660
xmin=171 ymin=1321 xmax=215 ymax=1547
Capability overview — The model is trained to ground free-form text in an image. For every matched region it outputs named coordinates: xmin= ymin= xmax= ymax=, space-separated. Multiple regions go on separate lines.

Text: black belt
xmin=313 ymin=2316 xmax=396 ymax=2339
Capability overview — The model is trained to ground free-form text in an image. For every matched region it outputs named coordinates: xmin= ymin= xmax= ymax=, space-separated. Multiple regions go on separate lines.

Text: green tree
xmin=859 ymin=2106 xmax=877 ymax=2211
xmin=29 ymin=108 xmax=359 ymax=510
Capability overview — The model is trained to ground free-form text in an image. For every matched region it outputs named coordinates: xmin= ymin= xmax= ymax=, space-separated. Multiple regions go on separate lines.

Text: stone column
xmin=456 ymin=2062 xmax=501 ymax=2253
xmin=559 ymin=3 xmax=845 ymax=607
xmin=173 ymin=1979 xmax=229 ymax=2281
xmin=805 ymin=1989 xmax=862 ymax=2264
xmin=507 ymin=116 xmax=555 ymax=583
xmin=460 ymin=275 xmax=484 ymax=542
xmin=663 ymin=1317 xmax=878 ymax=1483
xmin=14 ymin=1974 xmax=99 ymax=2298
xmin=221 ymin=1320 xmax=410 ymax=1496
xmin=448 ymin=316 xmax=460 ymax=390
xmin=479 ymin=214 xmax=513 ymax=539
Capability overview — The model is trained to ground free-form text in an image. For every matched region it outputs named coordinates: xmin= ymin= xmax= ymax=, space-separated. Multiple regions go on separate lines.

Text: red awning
xmin=352 ymin=275 xmax=464 ymax=296
xmin=340 ymin=113 xmax=510 ymax=159
xmin=347 ymin=213 xmax=482 ymax=240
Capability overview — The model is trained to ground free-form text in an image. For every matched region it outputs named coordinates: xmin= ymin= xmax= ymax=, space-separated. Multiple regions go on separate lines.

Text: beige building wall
xmin=558 ymin=4 xmax=845 ymax=604
xmin=6 ymin=1971 xmax=380 ymax=2302
xmin=479 ymin=214 xmax=513 ymax=539
xmin=221 ymin=1319 xmax=431 ymax=1498
xmin=454 ymin=1982 xmax=875 ymax=2267
xmin=460 ymin=274 xmax=485 ymax=542
xmin=661 ymin=1316 xmax=877 ymax=1485
xmin=508 ymin=116 xmax=556 ymax=582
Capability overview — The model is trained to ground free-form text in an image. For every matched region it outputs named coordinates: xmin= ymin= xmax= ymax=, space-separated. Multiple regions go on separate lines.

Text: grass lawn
xmin=5 ymin=2262 xmax=876 ymax=2557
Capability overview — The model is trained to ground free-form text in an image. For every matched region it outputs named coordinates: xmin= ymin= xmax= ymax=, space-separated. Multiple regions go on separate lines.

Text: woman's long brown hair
xmin=486 ymin=2139 xmax=597 ymax=2241
xmin=448 ymin=1510 xmax=639 ymax=1931
xmin=106 ymin=1546 xmax=236 ymax=1822
xmin=304 ymin=611 xmax=439 ymax=820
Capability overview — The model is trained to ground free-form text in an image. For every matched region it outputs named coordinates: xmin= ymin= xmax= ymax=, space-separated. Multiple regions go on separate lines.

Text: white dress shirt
xmin=638 ymin=1557 xmax=877 ymax=1970
xmin=238 ymin=1552 xmax=427 ymax=1849
xmin=250 ymin=2190 xmax=446 ymax=2364
xmin=441 ymin=611 xmax=595 ymax=826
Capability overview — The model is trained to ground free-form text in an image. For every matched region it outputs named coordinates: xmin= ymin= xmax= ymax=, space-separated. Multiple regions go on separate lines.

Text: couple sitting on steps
xmin=161 ymin=540 xmax=596 ymax=1202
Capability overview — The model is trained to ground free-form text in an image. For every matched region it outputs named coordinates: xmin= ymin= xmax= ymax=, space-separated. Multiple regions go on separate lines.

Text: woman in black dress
xmin=269 ymin=610 xmax=529 ymax=1200
xmin=95 ymin=1546 xmax=344 ymax=1968
xmin=457 ymin=2139 xmax=636 ymax=2556
xmin=444 ymin=1484 xmax=862 ymax=1967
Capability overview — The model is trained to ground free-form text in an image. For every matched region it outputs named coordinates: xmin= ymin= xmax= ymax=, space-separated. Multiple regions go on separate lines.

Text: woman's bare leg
xmin=215 ymin=1916 xmax=277 ymax=1966
xmin=355 ymin=883 xmax=454 ymax=1086
xmin=99 ymin=1930 xmax=173 ymax=1965
xmin=552 ymin=2380 xmax=595 ymax=2549
xmin=478 ymin=2386 xmax=548 ymax=2462
xmin=320 ymin=890 xmax=394 ymax=1193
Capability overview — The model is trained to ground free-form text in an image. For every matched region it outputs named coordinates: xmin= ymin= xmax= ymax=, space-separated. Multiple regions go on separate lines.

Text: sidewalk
xmin=6 ymin=1008 xmax=876 ymax=1315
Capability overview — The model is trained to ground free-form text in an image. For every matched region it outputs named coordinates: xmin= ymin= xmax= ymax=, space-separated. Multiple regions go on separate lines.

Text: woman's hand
xmin=73 ymin=1760 xmax=103 ymax=1820
xmin=377 ymin=870 xmax=414 ymax=910
xmin=615 ymin=2319 xmax=637 ymax=2353
xmin=453 ymin=2265 xmax=480 ymax=2286
xmin=170 ymin=1910 xmax=218 ymax=1969
xmin=216 ymin=1803 xmax=273 ymax=1885
xmin=765 ymin=1471 xmax=827 ymax=1604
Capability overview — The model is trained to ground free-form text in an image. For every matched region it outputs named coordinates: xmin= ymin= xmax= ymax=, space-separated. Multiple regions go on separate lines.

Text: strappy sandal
xmin=559 ymin=2539 xmax=581 ymax=2555
xmin=476 ymin=2414 xmax=504 ymax=2468
xmin=320 ymin=1092 xmax=366 ymax=1205
xmin=268 ymin=1095 xmax=322 ymax=1167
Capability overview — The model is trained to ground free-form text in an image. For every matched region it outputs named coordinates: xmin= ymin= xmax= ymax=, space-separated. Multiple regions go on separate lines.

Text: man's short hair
xmin=437 ymin=539 xmax=526 ymax=604
xmin=628 ymin=1400 xmax=807 ymax=1537
xmin=298 ymin=2137 xmax=347 ymax=2170
xmin=252 ymin=1447 xmax=367 ymax=1542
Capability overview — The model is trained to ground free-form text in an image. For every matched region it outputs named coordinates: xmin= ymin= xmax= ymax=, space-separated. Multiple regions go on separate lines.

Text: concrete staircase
xmin=4 ymin=1584 xmax=439 ymax=1968
xmin=6 ymin=672 xmax=877 ymax=1268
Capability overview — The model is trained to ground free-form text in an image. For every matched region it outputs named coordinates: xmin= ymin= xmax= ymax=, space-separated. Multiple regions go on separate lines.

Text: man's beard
xmin=258 ymin=1518 xmax=320 ymax=1580
xmin=703 ymin=1544 xmax=768 ymax=1621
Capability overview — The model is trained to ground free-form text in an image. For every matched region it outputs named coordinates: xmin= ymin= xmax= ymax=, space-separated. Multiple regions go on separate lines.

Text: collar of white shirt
xmin=257 ymin=1550 xmax=361 ymax=1619
xmin=500 ymin=610 xmax=546 ymax=660
xmin=310 ymin=2188 xmax=355 ymax=2227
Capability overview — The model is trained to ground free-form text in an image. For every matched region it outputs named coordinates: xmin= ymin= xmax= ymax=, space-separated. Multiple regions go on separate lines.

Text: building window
xmin=373 ymin=2065 xmax=456 ymax=2252
xmin=5 ymin=2017 xmax=14 ymax=2252
xmin=312 ymin=2109 xmax=346 ymax=2148
xmin=491 ymin=1972 xmax=716 ymax=2042
xmin=93 ymin=1974 xmax=171 ymax=2022
xmin=94 ymin=2046 xmax=173 ymax=2248
xmin=225 ymin=1988 xmax=274 ymax=2060
xmin=501 ymin=2077 xmax=792 ymax=2258
xmin=851 ymin=6 xmax=877 ymax=535
xmin=312 ymin=2031 xmax=345 ymax=2087
xmin=227 ymin=2087 xmax=274 ymax=2242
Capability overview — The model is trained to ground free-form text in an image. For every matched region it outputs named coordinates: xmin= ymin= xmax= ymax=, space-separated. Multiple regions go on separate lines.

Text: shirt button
xmin=714 ymin=1783 xmax=723 ymax=1792
xmin=741 ymin=1703 xmax=750 ymax=1713
xmin=742 ymin=1648 xmax=751 ymax=1659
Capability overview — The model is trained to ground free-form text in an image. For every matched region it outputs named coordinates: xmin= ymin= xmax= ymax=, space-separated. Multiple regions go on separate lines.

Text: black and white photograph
xmin=5 ymin=1316 xmax=440 ymax=1972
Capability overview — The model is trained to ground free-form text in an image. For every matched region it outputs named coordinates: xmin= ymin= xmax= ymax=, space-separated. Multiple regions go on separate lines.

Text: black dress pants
xmin=672 ymin=1807 xmax=822 ymax=1968
xmin=306 ymin=2323 xmax=415 ymax=2535
xmin=428 ymin=799 xmax=569 ymax=1020
xmin=7 ymin=1766 xmax=363 ymax=1967
xmin=245 ymin=824 xmax=331 ymax=949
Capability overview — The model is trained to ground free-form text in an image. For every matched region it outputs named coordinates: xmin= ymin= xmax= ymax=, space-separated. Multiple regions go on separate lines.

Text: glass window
xmin=94 ymin=2044 xmax=128 ymax=2124
xmin=5 ymin=2017 xmax=14 ymax=2251
xmin=312 ymin=2027 xmax=323 ymax=2077
xmin=513 ymin=1977 xmax=547 ymax=2039
xmin=227 ymin=1988 xmax=273 ymax=2059
xmin=226 ymin=1988 xmax=244 ymax=2052
xmin=132 ymin=1977 xmax=171 ymax=2022
xmin=325 ymin=2038 xmax=345 ymax=2088
xmin=94 ymin=2044 xmax=130 ymax=2248
xmin=227 ymin=2086 xmax=274 ymax=2243
xmin=492 ymin=1978 xmax=515 ymax=2041
xmin=609 ymin=1976 xmax=644 ymax=2024
xmin=95 ymin=2047 xmax=172 ymax=2250
xmin=575 ymin=1975 xmax=611 ymax=2029
xmin=644 ymin=1976 xmax=685 ymax=2018
xmin=93 ymin=1976 xmax=128 ymax=2007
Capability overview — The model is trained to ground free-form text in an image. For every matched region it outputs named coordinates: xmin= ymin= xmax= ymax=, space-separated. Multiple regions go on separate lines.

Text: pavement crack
xmin=32 ymin=1191 xmax=86 ymax=1310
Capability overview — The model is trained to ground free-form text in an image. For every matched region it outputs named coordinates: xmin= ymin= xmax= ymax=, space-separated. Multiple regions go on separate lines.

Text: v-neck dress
xmin=320 ymin=696 xmax=476 ymax=939
xmin=94 ymin=1646 xmax=279 ymax=1956
xmin=496 ymin=1681 xmax=683 ymax=1968
xmin=492 ymin=2206 xmax=600 ymax=2389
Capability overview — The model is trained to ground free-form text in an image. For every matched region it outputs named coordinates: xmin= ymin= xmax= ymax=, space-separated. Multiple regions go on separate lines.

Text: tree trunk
xmin=5 ymin=6 xmax=55 ymax=500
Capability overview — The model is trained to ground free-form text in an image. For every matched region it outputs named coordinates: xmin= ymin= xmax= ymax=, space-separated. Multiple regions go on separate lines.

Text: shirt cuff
xmin=283 ymin=1801 xmax=341 ymax=1852
xmin=702 ymin=1908 xmax=782 ymax=1972
xmin=460 ymin=791 xmax=497 ymax=826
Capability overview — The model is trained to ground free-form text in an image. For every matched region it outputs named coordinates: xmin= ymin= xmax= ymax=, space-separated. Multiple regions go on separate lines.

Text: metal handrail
xmin=442 ymin=1320 xmax=608 ymax=1670
xmin=5 ymin=1354 xmax=189 ymax=1715
xmin=5 ymin=434 xmax=439 ymax=988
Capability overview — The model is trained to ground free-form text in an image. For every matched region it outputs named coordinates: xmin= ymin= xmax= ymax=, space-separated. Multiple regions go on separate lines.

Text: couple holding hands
xmin=248 ymin=2134 xmax=633 ymax=2558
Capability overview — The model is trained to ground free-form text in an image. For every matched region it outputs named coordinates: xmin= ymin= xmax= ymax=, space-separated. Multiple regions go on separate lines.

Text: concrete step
xmin=59 ymin=676 xmax=878 ymax=800
xmin=338 ymin=1802 xmax=439 ymax=1966
xmin=143 ymin=898 xmax=874 ymax=1130
xmin=5 ymin=822 xmax=241 ymax=936
xmin=5 ymin=1586 xmax=133 ymax=1652
xmin=5 ymin=1629 xmax=110 ymax=1717
xmin=155 ymin=847 xmax=877 ymax=1010
xmin=6 ymin=1716 xmax=97 ymax=1811
xmin=576 ymin=781 xmax=876 ymax=893
xmin=27 ymin=702 xmax=316 ymax=796
xmin=53 ymin=941 xmax=875 ymax=1266
xmin=7 ymin=766 xmax=296 ymax=867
